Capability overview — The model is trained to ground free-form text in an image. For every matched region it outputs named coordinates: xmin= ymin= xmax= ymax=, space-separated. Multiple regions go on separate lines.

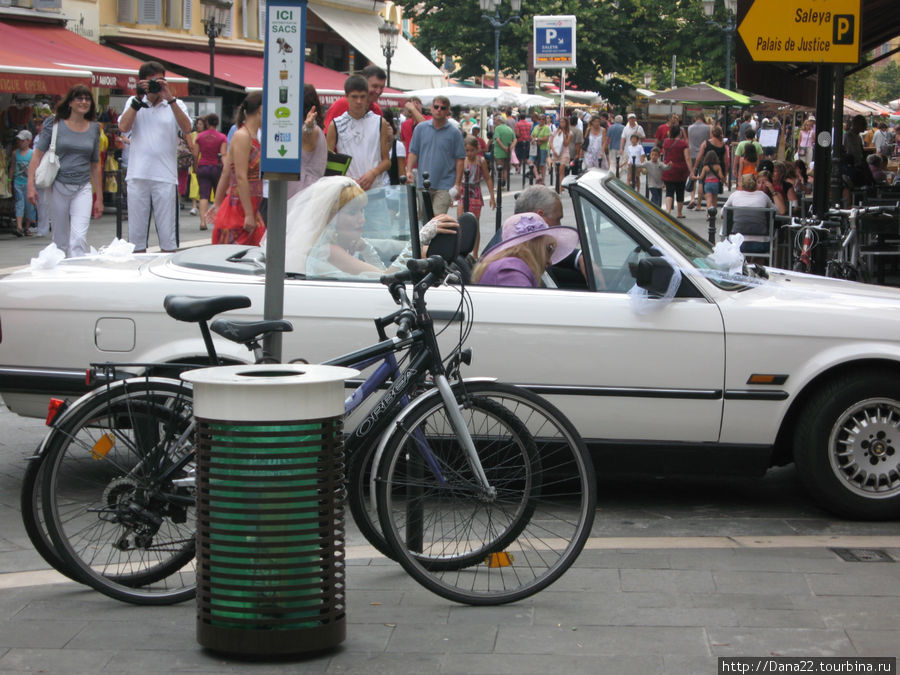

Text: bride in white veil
xmin=267 ymin=174 xmax=461 ymax=277
xmin=271 ymin=175 xmax=362 ymax=275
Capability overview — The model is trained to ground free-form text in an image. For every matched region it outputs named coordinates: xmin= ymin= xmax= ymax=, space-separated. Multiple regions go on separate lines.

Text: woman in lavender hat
xmin=473 ymin=211 xmax=579 ymax=288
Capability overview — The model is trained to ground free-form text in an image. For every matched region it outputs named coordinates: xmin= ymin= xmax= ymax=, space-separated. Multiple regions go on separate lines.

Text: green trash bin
xmin=181 ymin=364 xmax=358 ymax=657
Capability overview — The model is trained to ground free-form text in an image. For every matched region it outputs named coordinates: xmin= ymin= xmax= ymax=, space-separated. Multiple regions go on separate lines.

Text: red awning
xmin=116 ymin=43 xmax=350 ymax=93
xmin=0 ymin=21 xmax=186 ymax=95
xmin=0 ymin=25 xmax=92 ymax=96
xmin=4 ymin=22 xmax=144 ymax=90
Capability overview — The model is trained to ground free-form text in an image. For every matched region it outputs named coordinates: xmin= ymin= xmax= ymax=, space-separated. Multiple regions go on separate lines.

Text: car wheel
xmin=793 ymin=372 xmax=900 ymax=520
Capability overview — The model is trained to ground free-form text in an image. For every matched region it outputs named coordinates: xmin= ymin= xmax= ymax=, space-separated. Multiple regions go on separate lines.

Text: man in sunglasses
xmin=405 ymin=96 xmax=465 ymax=215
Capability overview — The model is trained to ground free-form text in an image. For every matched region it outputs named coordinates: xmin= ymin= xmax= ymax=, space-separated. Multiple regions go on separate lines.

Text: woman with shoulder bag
xmin=27 ymin=85 xmax=103 ymax=257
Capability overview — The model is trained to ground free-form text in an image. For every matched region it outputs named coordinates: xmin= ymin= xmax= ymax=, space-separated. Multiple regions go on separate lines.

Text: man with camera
xmin=118 ymin=61 xmax=192 ymax=252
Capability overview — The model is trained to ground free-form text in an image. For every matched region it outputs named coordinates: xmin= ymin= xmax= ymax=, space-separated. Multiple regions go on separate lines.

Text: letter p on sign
xmin=833 ymin=15 xmax=854 ymax=45
xmin=546 ymin=28 xmax=557 ymax=43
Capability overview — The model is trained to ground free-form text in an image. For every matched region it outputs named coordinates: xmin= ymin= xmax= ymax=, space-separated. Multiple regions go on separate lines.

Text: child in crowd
xmin=626 ymin=134 xmax=644 ymax=191
xmin=641 ymin=146 xmax=670 ymax=207
xmin=459 ymin=135 xmax=495 ymax=256
xmin=694 ymin=150 xmax=725 ymax=209
xmin=10 ymin=130 xmax=35 ymax=237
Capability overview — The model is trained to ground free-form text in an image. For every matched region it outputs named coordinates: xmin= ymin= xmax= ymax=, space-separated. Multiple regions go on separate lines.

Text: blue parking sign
xmin=533 ymin=15 xmax=576 ymax=69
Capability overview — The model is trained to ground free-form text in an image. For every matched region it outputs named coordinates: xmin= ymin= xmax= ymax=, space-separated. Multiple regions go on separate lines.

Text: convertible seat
xmin=163 ymin=295 xmax=252 ymax=323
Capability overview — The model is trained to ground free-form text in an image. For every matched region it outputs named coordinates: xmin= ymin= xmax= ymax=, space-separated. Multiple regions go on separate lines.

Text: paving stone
xmin=620 ymin=568 xmax=716 ymax=594
xmin=664 ymin=653 xmax=720 ymax=674
xmin=442 ymin=652 xmax=662 ymax=675
xmin=691 ymin=592 xmax=796 ymax=610
xmin=326 ymin=652 xmax=443 ymax=674
xmin=731 ymin=608 xmax=826 ymax=628
xmin=713 ymin=570 xmax=813 ymax=595
xmin=495 ymin=625 xmax=709 ymax=656
xmin=0 ymin=619 xmax=87 ymax=649
xmin=385 ymin=623 xmax=498 ymax=654
xmin=806 ymin=570 xmax=900 ymax=597
xmin=447 ymin=603 xmax=534 ymax=625
xmin=846 ymin=629 xmax=900 ymax=657
xmin=0 ymin=648 xmax=113 ymax=672
xmin=708 ymin=628 xmax=856 ymax=656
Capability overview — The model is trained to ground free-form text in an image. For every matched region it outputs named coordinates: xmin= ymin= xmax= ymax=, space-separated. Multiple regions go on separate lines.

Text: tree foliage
xmin=394 ymin=0 xmax=735 ymax=95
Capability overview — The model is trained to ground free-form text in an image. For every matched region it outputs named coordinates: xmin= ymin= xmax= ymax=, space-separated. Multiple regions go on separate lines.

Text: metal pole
xmin=385 ymin=51 xmax=392 ymax=89
xmin=493 ymin=22 xmax=500 ymax=89
xmin=262 ymin=180 xmax=286 ymax=361
xmin=208 ymin=33 xmax=215 ymax=97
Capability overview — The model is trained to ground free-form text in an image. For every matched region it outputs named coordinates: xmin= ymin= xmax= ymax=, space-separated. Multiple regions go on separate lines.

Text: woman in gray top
xmin=27 ymin=85 xmax=102 ymax=257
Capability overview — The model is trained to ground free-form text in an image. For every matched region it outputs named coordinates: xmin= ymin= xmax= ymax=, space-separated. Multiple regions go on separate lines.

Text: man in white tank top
xmin=326 ymin=75 xmax=391 ymax=191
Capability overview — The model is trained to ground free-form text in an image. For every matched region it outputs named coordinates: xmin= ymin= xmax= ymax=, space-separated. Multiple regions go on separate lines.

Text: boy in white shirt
xmin=626 ymin=134 xmax=645 ymax=191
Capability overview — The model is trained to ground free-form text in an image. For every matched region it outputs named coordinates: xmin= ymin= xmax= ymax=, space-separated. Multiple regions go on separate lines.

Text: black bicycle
xmin=26 ymin=256 xmax=596 ymax=606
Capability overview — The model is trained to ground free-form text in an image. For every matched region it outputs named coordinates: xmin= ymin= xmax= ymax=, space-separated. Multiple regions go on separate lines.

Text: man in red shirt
xmin=400 ymin=97 xmax=429 ymax=152
xmin=513 ymin=113 xmax=532 ymax=174
xmin=324 ymin=65 xmax=386 ymax=131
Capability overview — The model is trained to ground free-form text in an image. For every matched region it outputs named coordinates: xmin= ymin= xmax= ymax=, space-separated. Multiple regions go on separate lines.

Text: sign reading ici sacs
xmin=261 ymin=0 xmax=306 ymax=176
xmin=533 ymin=15 xmax=576 ymax=70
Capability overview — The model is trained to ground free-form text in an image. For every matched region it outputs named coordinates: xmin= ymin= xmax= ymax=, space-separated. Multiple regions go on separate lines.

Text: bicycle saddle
xmin=210 ymin=318 xmax=294 ymax=344
xmin=163 ymin=295 xmax=251 ymax=323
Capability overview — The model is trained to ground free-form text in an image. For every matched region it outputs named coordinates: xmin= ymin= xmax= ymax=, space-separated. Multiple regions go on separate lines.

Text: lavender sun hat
xmin=481 ymin=212 xmax=579 ymax=264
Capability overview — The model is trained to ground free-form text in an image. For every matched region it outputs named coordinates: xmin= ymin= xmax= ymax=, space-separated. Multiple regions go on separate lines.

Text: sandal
xmin=200 ymin=225 xmax=208 ymax=231
xmin=14 ymin=228 xmax=24 ymax=237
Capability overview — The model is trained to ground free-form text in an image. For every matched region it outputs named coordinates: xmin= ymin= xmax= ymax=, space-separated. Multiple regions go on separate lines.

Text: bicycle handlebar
xmin=379 ymin=255 xmax=447 ymax=288
xmin=826 ymin=202 xmax=900 ymax=219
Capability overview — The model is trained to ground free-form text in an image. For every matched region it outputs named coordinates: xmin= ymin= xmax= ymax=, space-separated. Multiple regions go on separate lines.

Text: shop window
xmin=35 ymin=0 xmax=62 ymax=8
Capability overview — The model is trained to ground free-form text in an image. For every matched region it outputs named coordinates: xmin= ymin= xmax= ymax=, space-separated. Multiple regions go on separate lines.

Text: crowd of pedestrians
xmin=7 ymin=59 xmax=899 ymax=260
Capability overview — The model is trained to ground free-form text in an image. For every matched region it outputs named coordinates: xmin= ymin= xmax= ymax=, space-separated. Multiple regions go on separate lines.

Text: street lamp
xmin=200 ymin=0 xmax=233 ymax=97
xmin=702 ymin=0 xmax=737 ymax=92
xmin=479 ymin=0 xmax=522 ymax=89
xmin=378 ymin=18 xmax=400 ymax=89
xmin=643 ymin=71 xmax=653 ymax=89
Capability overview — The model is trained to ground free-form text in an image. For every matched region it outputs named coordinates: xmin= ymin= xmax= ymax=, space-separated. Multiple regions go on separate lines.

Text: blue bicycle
xmin=27 ymin=257 xmax=596 ymax=606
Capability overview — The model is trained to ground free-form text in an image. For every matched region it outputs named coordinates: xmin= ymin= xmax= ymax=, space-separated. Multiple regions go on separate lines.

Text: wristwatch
xmin=166 ymin=97 xmax=177 ymax=105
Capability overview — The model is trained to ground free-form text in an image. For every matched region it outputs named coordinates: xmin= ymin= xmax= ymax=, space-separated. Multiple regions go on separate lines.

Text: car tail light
xmin=46 ymin=398 xmax=67 ymax=426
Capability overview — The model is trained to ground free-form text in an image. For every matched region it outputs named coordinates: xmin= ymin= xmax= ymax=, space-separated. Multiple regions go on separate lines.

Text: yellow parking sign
xmin=737 ymin=0 xmax=860 ymax=64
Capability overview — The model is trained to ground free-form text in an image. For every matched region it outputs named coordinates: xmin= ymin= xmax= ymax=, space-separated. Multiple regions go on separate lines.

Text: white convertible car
xmin=2 ymin=171 xmax=899 ymax=521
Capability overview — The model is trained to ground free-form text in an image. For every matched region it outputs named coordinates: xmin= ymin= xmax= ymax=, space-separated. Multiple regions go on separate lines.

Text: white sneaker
xmin=190 ymin=208 xmax=198 ymax=216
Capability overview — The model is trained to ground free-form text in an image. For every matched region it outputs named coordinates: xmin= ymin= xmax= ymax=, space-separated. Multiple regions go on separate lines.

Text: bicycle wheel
xmin=376 ymin=381 xmax=596 ymax=605
xmin=20 ymin=455 xmax=81 ymax=581
xmin=346 ymin=395 xmax=535 ymax=565
xmin=42 ymin=378 xmax=198 ymax=605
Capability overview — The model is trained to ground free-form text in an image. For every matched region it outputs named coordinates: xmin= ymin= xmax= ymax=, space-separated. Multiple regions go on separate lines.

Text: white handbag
xmin=34 ymin=119 xmax=60 ymax=189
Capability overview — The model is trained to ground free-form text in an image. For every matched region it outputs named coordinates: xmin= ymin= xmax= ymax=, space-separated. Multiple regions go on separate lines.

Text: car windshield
xmin=606 ymin=176 xmax=750 ymax=290
xmin=283 ymin=184 xmax=413 ymax=280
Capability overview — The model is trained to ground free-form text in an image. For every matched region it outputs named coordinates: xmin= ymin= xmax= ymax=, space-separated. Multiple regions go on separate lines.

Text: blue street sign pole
xmin=260 ymin=0 xmax=305 ymax=361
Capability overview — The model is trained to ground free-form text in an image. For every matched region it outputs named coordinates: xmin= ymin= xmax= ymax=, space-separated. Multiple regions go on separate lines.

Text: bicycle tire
xmin=344 ymin=395 xmax=534 ymax=565
xmin=20 ymin=455 xmax=81 ymax=581
xmin=375 ymin=381 xmax=596 ymax=605
xmin=42 ymin=378 xmax=198 ymax=605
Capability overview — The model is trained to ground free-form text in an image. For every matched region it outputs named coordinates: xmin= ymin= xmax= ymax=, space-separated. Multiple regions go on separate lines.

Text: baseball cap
xmin=16 ymin=129 xmax=32 ymax=141
xmin=627 ymin=113 xmax=636 ymax=119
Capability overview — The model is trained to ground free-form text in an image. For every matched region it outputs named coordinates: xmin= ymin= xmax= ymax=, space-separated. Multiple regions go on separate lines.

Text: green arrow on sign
xmin=278 ymin=145 xmax=287 ymax=157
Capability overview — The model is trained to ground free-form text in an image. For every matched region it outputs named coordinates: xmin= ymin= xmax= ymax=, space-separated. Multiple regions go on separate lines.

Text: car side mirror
xmin=630 ymin=256 xmax=675 ymax=296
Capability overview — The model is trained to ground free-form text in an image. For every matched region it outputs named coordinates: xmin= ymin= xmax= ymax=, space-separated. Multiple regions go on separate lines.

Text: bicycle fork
xmin=433 ymin=374 xmax=497 ymax=500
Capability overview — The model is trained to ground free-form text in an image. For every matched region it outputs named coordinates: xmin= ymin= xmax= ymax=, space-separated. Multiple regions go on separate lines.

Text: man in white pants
xmin=119 ymin=61 xmax=192 ymax=252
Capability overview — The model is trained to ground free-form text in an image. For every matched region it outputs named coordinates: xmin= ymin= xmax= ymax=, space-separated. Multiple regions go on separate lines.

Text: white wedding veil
xmin=265 ymin=175 xmax=360 ymax=275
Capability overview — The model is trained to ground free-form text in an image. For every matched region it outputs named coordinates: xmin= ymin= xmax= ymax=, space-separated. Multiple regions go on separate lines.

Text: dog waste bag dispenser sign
xmin=533 ymin=15 xmax=576 ymax=70
xmin=262 ymin=0 xmax=306 ymax=175
xmin=737 ymin=0 xmax=860 ymax=64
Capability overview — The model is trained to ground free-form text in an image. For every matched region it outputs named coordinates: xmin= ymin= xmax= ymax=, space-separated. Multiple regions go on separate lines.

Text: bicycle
xmin=822 ymin=203 xmax=899 ymax=282
xmin=29 ymin=256 xmax=596 ymax=606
